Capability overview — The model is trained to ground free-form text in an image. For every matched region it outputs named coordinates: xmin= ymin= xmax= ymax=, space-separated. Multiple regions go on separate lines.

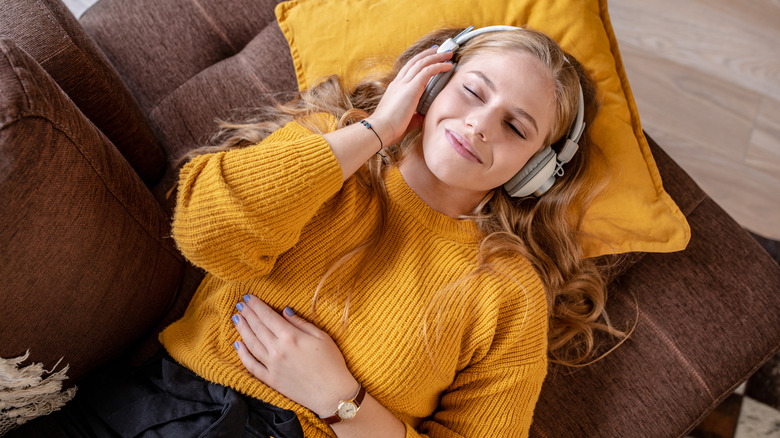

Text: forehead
xmin=457 ymin=48 xmax=551 ymax=79
xmin=457 ymin=50 xmax=557 ymax=129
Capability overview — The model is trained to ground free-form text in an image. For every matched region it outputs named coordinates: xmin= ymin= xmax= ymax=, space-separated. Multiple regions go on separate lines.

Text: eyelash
xmin=463 ymin=86 xmax=527 ymax=140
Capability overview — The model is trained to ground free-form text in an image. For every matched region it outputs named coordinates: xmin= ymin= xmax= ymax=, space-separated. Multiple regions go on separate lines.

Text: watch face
xmin=337 ymin=401 xmax=358 ymax=420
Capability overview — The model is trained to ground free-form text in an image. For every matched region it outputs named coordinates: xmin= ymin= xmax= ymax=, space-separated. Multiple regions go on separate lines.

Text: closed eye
xmin=506 ymin=121 xmax=527 ymax=140
xmin=465 ymin=84 xmax=526 ymax=140
xmin=464 ymin=85 xmax=483 ymax=101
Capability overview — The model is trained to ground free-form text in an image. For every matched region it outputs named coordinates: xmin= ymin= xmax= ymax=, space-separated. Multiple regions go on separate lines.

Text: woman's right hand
xmin=323 ymin=46 xmax=453 ymax=182
xmin=367 ymin=46 xmax=453 ymax=147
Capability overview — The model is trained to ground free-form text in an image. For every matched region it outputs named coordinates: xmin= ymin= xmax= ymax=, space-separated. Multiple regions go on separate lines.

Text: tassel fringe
xmin=0 ymin=351 xmax=77 ymax=436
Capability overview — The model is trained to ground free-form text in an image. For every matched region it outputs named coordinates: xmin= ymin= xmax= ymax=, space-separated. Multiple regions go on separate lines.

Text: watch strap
xmin=321 ymin=383 xmax=366 ymax=425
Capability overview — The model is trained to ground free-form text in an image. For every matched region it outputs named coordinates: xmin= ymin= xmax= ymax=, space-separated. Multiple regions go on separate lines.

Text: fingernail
xmin=233 ymin=341 xmax=240 ymax=350
xmin=430 ymin=44 xmax=438 ymax=49
xmin=284 ymin=306 xmax=295 ymax=316
xmin=243 ymin=294 xmax=251 ymax=302
xmin=232 ymin=314 xmax=239 ymax=324
xmin=236 ymin=302 xmax=244 ymax=312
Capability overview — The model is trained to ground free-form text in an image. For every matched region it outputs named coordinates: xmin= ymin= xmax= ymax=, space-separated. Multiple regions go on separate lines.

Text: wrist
xmin=363 ymin=117 xmax=395 ymax=149
xmin=359 ymin=119 xmax=384 ymax=152
xmin=318 ymin=380 xmax=365 ymax=424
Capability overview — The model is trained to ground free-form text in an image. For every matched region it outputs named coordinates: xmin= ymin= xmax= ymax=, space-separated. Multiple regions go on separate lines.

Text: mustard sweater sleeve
xmin=172 ymin=120 xmax=343 ymax=280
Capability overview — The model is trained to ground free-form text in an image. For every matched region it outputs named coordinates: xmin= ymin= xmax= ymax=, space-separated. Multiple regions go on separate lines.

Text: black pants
xmin=9 ymin=351 xmax=304 ymax=438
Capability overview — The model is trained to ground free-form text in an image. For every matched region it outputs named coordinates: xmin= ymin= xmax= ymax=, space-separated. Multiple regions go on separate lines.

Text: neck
xmin=397 ymin=147 xmax=488 ymax=219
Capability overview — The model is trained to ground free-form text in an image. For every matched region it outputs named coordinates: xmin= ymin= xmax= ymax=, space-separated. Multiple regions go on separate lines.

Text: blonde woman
xmin=12 ymin=26 xmax=622 ymax=438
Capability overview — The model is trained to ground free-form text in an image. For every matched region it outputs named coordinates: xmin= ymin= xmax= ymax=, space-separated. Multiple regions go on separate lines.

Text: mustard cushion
xmin=274 ymin=0 xmax=691 ymax=258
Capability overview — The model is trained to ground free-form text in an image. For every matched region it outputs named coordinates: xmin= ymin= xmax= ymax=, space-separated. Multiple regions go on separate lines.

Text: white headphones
xmin=416 ymin=25 xmax=586 ymax=198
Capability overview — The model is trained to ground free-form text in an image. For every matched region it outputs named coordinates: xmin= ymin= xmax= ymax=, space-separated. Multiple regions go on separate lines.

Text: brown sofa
xmin=1 ymin=0 xmax=778 ymax=436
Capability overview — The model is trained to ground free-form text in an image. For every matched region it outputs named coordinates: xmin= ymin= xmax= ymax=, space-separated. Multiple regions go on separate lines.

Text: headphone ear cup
xmin=503 ymin=147 xmax=558 ymax=197
xmin=416 ymin=64 xmax=457 ymax=115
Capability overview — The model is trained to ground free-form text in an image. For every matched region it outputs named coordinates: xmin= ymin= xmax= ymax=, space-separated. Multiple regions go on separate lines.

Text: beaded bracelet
xmin=359 ymin=119 xmax=383 ymax=153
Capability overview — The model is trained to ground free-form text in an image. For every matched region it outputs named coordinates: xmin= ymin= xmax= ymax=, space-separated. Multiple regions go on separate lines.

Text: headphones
xmin=416 ymin=26 xmax=586 ymax=198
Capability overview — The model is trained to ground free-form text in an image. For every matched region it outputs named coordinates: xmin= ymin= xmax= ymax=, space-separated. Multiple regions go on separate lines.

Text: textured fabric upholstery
xmin=0 ymin=0 xmax=166 ymax=185
xmin=80 ymin=0 xmax=299 ymax=160
xmin=0 ymin=39 xmax=186 ymax=384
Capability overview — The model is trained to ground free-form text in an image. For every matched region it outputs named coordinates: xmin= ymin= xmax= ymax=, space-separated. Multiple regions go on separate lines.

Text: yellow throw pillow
xmin=275 ymin=0 xmax=691 ymax=258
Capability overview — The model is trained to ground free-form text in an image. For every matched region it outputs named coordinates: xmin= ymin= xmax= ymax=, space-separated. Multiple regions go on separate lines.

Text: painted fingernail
xmin=284 ymin=306 xmax=295 ymax=316
xmin=233 ymin=341 xmax=240 ymax=350
xmin=430 ymin=44 xmax=438 ymax=49
xmin=232 ymin=314 xmax=239 ymax=324
xmin=243 ymin=294 xmax=251 ymax=302
xmin=236 ymin=302 xmax=244 ymax=312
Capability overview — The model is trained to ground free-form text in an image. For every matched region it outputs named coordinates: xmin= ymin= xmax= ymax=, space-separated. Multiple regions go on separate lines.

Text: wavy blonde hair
xmin=184 ymin=27 xmax=628 ymax=366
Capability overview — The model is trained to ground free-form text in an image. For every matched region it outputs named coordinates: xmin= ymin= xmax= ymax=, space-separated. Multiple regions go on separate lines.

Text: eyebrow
xmin=469 ymin=71 xmax=539 ymax=134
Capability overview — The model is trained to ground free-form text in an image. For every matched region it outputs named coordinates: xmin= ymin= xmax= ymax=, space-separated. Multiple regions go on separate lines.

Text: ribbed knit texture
xmin=161 ymin=117 xmax=549 ymax=437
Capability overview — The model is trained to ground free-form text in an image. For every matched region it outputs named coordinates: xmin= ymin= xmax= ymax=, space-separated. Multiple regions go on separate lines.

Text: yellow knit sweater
xmin=161 ymin=117 xmax=548 ymax=437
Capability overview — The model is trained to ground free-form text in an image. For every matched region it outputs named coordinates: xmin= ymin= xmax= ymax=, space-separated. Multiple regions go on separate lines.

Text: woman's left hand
xmin=232 ymin=295 xmax=358 ymax=418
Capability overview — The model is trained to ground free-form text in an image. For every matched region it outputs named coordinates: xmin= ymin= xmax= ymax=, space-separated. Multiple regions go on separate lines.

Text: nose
xmin=465 ymin=108 xmax=492 ymax=142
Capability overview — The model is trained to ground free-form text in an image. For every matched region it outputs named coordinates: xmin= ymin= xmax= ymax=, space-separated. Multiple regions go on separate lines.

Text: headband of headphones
xmin=416 ymin=25 xmax=586 ymax=198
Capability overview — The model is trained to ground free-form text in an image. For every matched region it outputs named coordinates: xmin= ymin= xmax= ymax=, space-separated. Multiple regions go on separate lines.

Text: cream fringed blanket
xmin=0 ymin=351 xmax=76 ymax=435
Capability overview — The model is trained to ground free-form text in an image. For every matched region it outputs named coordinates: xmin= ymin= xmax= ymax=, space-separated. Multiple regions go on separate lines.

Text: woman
xmin=12 ymin=26 xmax=622 ymax=438
xmin=164 ymin=23 xmax=621 ymax=437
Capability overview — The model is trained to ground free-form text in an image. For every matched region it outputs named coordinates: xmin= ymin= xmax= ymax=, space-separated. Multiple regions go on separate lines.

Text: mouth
xmin=444 ymin=129 xmax=482 ymax=164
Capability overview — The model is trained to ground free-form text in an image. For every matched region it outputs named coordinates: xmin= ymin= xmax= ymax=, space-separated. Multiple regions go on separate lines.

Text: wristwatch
xmin=321 ymin=383 xmax=366 ymax=424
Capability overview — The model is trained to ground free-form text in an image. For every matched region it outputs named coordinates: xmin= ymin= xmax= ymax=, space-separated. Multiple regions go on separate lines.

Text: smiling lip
xmin=445 ymin=129 xmax=482 ymax=163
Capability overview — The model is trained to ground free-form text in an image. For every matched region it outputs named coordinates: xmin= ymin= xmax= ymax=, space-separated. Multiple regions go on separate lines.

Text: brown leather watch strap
xmin=321 ymin=383 xmax=366 ymax=425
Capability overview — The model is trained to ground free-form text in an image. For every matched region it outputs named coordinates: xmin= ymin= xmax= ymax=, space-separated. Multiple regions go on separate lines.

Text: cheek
xmin=494 ymin=147 xmax=538 ymax=182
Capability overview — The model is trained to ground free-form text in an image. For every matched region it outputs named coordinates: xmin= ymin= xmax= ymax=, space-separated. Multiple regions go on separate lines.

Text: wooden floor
xmin=609 ymin=0 xmax=780 ymax=240
xmin=66 ymin=0 xmax=780 ymax=240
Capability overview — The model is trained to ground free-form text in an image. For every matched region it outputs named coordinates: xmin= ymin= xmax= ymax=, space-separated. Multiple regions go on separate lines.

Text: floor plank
xmin=610 ymin=0 xmax=780 ymax=240
xmin=748 ymin=97 xmax=780 ymax=176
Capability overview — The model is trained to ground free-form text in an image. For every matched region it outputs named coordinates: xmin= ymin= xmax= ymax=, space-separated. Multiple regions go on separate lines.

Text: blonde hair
xmin=185 ymin=27 xmax=628 ymax=366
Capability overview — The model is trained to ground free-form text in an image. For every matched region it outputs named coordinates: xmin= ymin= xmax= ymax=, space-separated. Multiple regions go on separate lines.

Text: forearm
xmin=323 ymin=120 xmax=387 ymax=182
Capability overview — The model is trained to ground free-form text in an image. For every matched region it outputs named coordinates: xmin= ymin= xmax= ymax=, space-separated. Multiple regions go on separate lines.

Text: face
xmin=418 ymin=49 xmax=557 ymax=202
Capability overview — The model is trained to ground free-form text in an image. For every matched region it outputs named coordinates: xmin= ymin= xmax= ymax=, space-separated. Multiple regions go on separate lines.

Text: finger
xmin=236 ymin=298 xmax=277 ymax=341
xmin=398 ymin=47 xmax=452 ymax=81
xmin=281 ymin=306 xmax=322 ymax=337
xmin=401 ymin=52 xmax=452 ymax=83
xmin=234 ymin=340 xmax=269 ymax=381
xmin=396 ymin=45 xmax=440 ymax=77
xmin=414 ymin=60 xmax=453 ymax=85
xmin=233 ymin=312 xmax=269 ymax=360
xmin=240 ymin=295 xmax=293 ymax=337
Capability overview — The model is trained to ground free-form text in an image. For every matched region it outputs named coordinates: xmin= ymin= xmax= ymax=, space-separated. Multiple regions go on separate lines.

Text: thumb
xmin=282 ymin=306 xmax=321 ymax=336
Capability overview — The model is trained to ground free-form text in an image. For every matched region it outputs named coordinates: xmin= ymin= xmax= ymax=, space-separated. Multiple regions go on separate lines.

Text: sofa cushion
xmin=80 ymin=0 xmax=298 ymax=161
xmin=0 ymin=39 xmax=184 ymax=385
xmin=531 ymin=195 xmax=780 ymax=436
xmin=0 ymin=0 xmax=166 ymax=186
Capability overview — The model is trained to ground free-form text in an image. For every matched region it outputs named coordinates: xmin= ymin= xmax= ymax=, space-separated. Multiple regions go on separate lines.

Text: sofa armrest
xmin=0 ymin=0 xmax=166 ymax=185
xmin=0 ymin=39 xmax=185 ymax=385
